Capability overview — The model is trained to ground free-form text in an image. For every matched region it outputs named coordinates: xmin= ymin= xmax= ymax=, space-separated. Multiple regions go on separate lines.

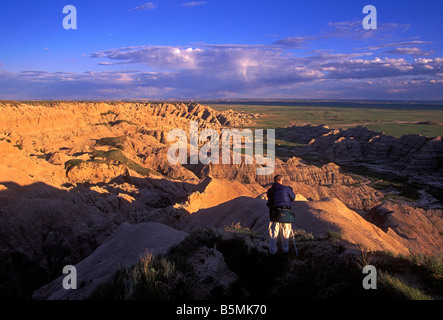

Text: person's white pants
xmin=269 ymin=222 xmax=293 ymax=255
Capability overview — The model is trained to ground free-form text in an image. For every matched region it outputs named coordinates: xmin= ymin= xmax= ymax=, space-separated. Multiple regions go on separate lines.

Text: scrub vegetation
xmin=88 ymin=227 xmax=441 ymax=300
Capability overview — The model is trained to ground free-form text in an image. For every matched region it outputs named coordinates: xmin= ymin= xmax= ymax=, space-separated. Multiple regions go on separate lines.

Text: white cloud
xmin=273 ymin=36 xmax=316 ymax=49
xmin=130 ymin=2 xmax=157 ymax=11
xmin=182 ymin=1 xmax=207 ymax=8
xmin=1 ymin=58 xmax=443 ymax=100
xmin=366 ymin=40 xmax=432 ymax=51
xmin=88 ymin=44 xmax=443 ymax=98
xmin=325 ymin=21 xmax=410 ymax=41
xmin=386 ymin=47 xmax=434 ymax=57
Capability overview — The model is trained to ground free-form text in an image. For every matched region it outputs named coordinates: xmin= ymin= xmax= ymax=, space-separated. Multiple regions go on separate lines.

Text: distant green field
xmin=209 ymin=103 xmax=443 ymax=138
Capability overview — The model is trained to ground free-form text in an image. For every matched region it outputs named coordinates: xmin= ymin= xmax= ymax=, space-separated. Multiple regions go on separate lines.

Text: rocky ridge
xmin=277 ymin=124 xmax=443 ymax=182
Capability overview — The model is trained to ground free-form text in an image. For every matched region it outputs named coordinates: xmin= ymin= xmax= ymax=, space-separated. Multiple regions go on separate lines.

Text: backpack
xmin=270 ymin=207 xmax=295 ymax=224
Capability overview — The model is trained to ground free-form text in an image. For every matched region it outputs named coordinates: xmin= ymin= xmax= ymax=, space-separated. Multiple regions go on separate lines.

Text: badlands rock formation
xmin=366 ymin=202 xmax=443 ymax=256
xmin=183 ymin=195 xmax=409 ymax=256
xmin=0 ymin=101 xmax=441 ymax=299
xmin=277 ymin=124 xmax=443 ymax=182
xmin=186 ymin=157 xmax=382 ymax=212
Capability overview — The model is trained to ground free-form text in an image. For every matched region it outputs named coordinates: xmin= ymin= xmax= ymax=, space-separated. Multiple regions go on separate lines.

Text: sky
xmin=0 ymin=0 xmax=442 ymax=100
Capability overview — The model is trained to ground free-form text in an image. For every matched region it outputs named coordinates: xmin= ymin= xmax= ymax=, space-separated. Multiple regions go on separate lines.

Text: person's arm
xmin=266 ymin=188 xmax=274 ymax=208
xmin=286 ymin=186 xmax=295 ymax=202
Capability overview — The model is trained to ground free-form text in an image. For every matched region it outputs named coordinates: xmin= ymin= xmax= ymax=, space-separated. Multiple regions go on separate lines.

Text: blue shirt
xmin=266 ymin=182 xmax=295 ymax=208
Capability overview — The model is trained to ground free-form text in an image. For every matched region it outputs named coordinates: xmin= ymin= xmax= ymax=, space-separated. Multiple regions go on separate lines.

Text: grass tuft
xmin=378 ymin=271 xmax=433 ymax=300
xmin=324 ymin=230 xmax=343 ymax=240
xmin=88 ymin=253 xmax=184 ymax=300
xmin=64 ymin=159 xmax=84 ymax=176
xmin=95 ymin=136 xmax=127 ymax=150
xmin=293 ymin=229 xmax=315 ymax=242
xmin=224 ymin=222 xmax=262 ymax=238
xmin=409 ymin=253 xmax=443 ymax=279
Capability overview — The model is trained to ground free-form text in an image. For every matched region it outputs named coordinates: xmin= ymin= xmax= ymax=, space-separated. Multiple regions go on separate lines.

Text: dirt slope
xmin=183 ymin=192 xmax=409 ymax=256
xmin=32 ymin=222 xmax=188 ymax=300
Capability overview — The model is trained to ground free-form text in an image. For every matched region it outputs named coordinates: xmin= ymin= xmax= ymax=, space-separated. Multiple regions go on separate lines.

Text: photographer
xmin=266 ymin=175 xmax=296 ymax=255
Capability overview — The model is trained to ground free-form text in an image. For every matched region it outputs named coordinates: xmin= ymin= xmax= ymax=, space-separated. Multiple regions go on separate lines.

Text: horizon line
xmin=2 ymin=98 xmax=443 ymax=104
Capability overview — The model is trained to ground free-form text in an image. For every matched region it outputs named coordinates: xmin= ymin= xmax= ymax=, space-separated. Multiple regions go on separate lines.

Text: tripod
xmin=254 ymin=224 xmax=271 ymax=248
xmin=290 ymin=227 xmax=299 ymax=257
xmin=255 ymin=222 xmax=298 ymax=257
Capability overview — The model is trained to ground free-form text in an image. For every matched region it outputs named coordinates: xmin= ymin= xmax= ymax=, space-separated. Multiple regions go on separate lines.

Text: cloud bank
xmin=1 ymin=21 xmax=442 ymax=100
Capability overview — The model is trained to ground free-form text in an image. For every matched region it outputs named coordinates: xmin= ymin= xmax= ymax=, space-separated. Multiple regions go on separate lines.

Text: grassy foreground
xmin=88 ymin=228 xmax=442 ymax=300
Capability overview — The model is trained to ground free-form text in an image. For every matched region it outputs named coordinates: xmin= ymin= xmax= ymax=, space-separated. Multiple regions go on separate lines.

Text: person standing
xmin=266 ymin=175 xmax=295 ymax=255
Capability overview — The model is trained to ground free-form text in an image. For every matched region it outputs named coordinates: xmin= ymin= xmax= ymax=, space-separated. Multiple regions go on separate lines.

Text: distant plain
xmin=208 ymin=100 xmax=443 ymax=138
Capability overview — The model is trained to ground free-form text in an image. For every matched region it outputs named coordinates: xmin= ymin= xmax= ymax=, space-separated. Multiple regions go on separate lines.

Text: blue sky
xmin=0 ymin=0 xmax=442 ymax=100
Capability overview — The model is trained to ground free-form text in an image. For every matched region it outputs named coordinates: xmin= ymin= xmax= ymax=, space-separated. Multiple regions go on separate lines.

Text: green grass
xmin=86 ymin=226 xmax=443 ymax=301
xmin=292 ymin=229 xmax=315 ymax=242
xmin=409 ymin=253 xmax=443 ymax=279
xmin=87 ymin=227 xmax=288 ymax=300
xmin=88 ymin=253 xmax=185 ymax=300
xmin=209 ymin=104 xmax=443 ymax=138
xmin=64 ymin=148 xmax=156 ymax=178
xmin=88 ymin=228 xmax=222 ymax=300
xmin=324 ymin=230 xmax=343 ymax=240
xmin=94 ymin=120 xmax=137 ymax=127
xmin=94 ymin=136 xmax=127 ymax=150
xmin=64 ymin=159 xmax=84 ymax=176
xmin=368 ymin=178 xmax=421 ymax=202
xmin=224 ymin=222 xmax=262 ymax=238
xmin=365 ymin=123 xmax=443 ymax=139
xmin=275 ymin=139 xmax=305 ymax=159
xmin=341 ymin=165 xmax=405 ymax=180
xmin=378 ymin=271 xmax=433 ymax=300
xmin=92 ymin=149 xmax=154 ymax=177
xmin=340 ymin=165 xmax=422 ymax=202
xmin=275 ymin=139 xmax=304 ymax=147
xmin=100 ymin=110 xmax=117 ymax=117
xmin=108 ymin=119 xmax=136 ymax=126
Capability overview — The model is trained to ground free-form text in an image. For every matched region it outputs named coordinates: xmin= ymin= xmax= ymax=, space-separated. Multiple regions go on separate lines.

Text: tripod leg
xmin=254 ymin=223 xmax=271 ymax=248
xmin=291 ymin=226 xmax=298 ymax=257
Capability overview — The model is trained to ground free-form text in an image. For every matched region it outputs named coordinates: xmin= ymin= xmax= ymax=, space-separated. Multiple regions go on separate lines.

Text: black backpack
xmin=270 ymin=207 xmax=295 ymax=223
